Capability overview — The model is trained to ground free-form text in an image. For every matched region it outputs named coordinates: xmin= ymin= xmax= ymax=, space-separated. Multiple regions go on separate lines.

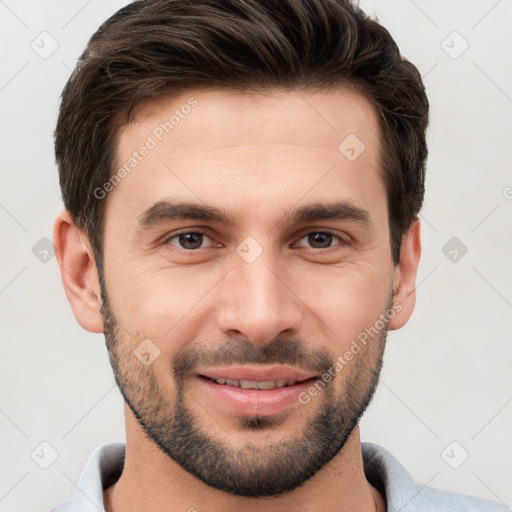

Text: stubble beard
xmin=100 ymin=287 xmax=389 ymax=497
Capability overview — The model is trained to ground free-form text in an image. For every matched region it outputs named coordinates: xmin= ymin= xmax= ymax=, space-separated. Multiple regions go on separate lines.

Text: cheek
xmin=111 ymin=265 xmax=222 ymax=344
xmin=291 ymin=261 xmax=391 ymax=343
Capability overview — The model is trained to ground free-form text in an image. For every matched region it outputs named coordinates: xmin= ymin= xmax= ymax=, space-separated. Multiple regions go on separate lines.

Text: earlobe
xmin=53 ymin=210 xmax=104 ymax=333
xmin=388 ymin=218 xmax=421 ymax=331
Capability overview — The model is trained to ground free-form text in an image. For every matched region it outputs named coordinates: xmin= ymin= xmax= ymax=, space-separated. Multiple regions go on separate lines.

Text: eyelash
xmin=164 ymin=230 xmax=350 ymax=252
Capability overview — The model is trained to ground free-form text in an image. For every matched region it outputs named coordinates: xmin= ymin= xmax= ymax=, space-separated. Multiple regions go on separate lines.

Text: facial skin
xmin=54 ymin=87 xmax=421 ymax=512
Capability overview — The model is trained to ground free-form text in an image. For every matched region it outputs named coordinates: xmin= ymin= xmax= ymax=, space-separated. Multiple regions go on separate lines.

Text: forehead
xmin=125 ymin=86 xmax=379 ymax=152
xmin=108 ymin=87 xmax=385 ymax=230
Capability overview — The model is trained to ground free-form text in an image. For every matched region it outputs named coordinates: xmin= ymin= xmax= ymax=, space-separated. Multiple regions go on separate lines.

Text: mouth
xmin=198 ymin=375 xmax=313 ymax=390
xmin=197 ymin=364 xmax=317 ymax=384
xmin=194 ymin=365 xmax=319 ymax=416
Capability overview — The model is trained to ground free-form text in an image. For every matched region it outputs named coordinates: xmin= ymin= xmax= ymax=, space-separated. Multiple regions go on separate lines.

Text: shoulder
xmin=361 ymin=442 xmax=509 ymax=512
xmin=411 ymin=484 xmax=509 ymax=511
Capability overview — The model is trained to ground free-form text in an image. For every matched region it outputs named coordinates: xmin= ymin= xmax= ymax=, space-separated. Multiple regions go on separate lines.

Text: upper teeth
xmin=214 ymin=378 xmax=297 ymax=389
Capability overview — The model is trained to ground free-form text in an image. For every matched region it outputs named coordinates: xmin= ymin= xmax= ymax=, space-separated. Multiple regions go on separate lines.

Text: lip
xmin=198 ymin=364 xmax=317 ymax=383
xmin=195 ymin=365 xmax=318 ymax=416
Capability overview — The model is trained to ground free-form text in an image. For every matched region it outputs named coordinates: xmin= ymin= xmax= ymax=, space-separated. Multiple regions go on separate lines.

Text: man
xmin=50 ymin=0 xmax=506 ymax=511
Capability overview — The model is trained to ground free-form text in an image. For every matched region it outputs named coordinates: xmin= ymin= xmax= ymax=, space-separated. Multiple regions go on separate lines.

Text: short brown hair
xmin=55 ymin=0 xmax=429 ymax=274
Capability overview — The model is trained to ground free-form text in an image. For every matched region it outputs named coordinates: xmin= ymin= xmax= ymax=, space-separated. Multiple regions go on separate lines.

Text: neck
xmin=104 ymin=406 xmax=385 ymax=512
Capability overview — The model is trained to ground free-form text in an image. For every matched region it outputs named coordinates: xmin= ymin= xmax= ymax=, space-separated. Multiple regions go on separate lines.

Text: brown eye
xmin=306 ymin=232 xmax=333 ymax=248
xmin=295 ymin=232 xmax=343 ymax=250
xmin=168 ymin=232 xmax=208 ymax=250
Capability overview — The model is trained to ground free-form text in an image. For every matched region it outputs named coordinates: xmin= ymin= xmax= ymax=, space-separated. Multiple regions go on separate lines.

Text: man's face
xmin=100 ymin=88 xmax=398 ymax=496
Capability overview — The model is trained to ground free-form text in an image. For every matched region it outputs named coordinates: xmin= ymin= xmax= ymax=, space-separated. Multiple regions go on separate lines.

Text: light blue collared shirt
xmin=50 ymin=442 xmax=508 ymax=511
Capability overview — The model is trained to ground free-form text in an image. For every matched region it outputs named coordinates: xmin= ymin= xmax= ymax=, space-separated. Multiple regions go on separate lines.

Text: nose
xmin=215 ymin=251 xmax=304 ymax=345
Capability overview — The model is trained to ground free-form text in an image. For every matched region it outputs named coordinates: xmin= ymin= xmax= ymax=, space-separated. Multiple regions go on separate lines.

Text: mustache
xmin=173 ymin=337 xmax=334 ymax=379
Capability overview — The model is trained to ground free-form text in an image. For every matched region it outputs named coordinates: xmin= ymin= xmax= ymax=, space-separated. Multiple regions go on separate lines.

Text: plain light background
xmin=1 ymin=1 xmax=511 ymax=511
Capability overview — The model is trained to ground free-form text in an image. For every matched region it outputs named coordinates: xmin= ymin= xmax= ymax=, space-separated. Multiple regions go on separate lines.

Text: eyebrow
xmin=138 ymin=200 xmax=234 ymax=228
xmin=288 ymin=201 xmax=372 ymax=227
xmin=137 ymin=199 xmax=373 ymax=230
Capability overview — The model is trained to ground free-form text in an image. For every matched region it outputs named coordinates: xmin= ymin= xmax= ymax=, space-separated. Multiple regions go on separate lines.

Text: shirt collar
xmin=52 ymin=442 xmax=125 ymax=511
xmin=52 ymin=441 xmax=419 ymax=511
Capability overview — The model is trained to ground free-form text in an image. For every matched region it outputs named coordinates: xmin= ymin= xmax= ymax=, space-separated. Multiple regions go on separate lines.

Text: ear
xmin=388 ymin=217 xmax=421 ymax=331
xmin=53 ymin=210 xmax=104 ymax=333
